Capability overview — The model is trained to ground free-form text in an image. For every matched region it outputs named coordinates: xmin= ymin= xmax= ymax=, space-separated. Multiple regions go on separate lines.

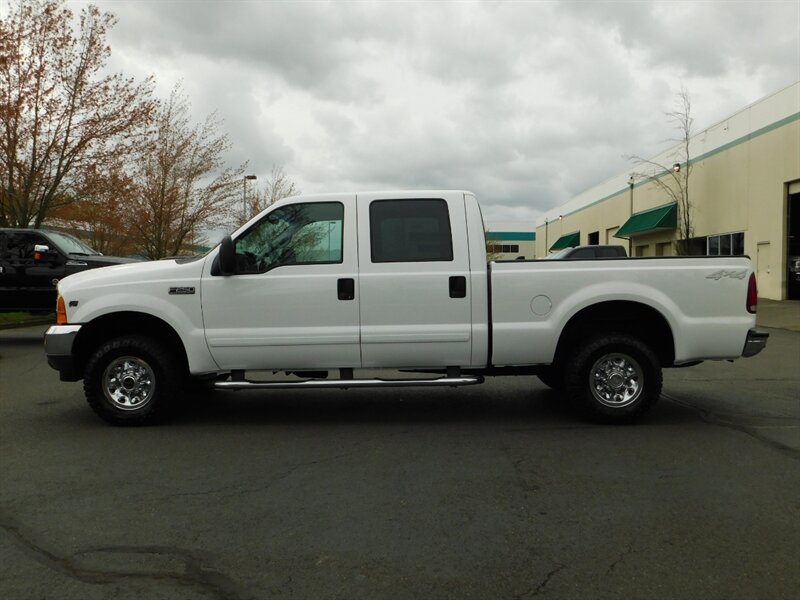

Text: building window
xmin=588 ymin=231 xmax=599 ymax=245
xmin=707 ymin=232 xmax=745 ymax=256
xmin=488 ymin=244 xmax=519 ymax=253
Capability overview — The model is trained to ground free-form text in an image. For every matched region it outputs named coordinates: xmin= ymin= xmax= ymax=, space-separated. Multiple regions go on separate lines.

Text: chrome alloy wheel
xmin=589 ymin=352 xmax=643 ymax=408
xmin=102 ymin=356 xmax=156 ymax=411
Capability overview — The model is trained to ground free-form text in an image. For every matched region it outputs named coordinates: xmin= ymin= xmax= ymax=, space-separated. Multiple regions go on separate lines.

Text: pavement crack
xmin=533 ymin=564 xmax=565 ymax=595
xmin=515 ymin=563 xmax=565 ymax=598
xmin=501 ymin=444 xmax=541 ymax=493
xmin=0 ymin=519 xmax=249 ymax=599
xmin=663 ymin=393 xmax=800 ymax=461
xmin=160 ymin=451 xmax=354 ymax=500
xmin=605 ymin=543 xmax=634 ymax=575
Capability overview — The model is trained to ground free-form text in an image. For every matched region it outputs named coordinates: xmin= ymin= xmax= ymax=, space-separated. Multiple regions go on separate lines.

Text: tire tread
xmin=564 ymin=332 xmax=662 ymax=423
xmin=83 ymin=335 xmax=180 ymax=426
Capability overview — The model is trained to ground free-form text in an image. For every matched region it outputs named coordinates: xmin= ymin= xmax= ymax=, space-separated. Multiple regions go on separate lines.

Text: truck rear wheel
xmin=565 ymin=333 xmax=662 ymax=423
xmin=84 ymin=335 xmax=180 ymax=426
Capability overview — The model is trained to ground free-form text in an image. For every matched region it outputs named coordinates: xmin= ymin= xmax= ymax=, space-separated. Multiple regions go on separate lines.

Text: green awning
xmin=615 ymin=202 xmax=677 ymax=238
xmin=549 ymin=231 xmax=580 ymax=251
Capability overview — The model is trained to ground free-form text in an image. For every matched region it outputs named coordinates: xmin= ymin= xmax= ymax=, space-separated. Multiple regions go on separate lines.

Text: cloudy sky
xmin=52 ymin=1 xmax=800 ymax=221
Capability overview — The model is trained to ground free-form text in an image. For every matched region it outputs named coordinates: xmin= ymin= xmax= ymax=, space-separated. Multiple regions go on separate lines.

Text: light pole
xmin=544 ymin=218 xmax=549 ymax=255
xmin=628 ymin=174 xmax=634 ymax=256
xmin=242 ymin=174 xmax=257 ymax=221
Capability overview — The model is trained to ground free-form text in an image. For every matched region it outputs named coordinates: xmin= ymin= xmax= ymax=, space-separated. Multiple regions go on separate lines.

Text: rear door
xmin=356 ymin=192 xmax=473 ymax=368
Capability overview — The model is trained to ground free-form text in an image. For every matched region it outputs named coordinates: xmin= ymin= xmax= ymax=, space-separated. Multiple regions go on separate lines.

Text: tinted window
xmin=46 ymin=231 xmax=99 ymax=255
xmin=370 ymin=199 xmax=453 ymax=263
xmin=1 ymin=232 xmax=46 ymax=262
xmin=707 ymin=232 xmax=745 ymax=256
xmin=599 ymin=246 xmax=626 ymax=257
xmin=568 ymin=248 xmax=595 ymax=259
xmin=235 ymin=202 xmax=344 ymax=273
xmin=732 ymin=232 xmax=745 ymax=256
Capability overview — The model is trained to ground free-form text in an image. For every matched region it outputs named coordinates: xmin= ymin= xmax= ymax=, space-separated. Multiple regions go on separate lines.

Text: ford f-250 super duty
xmin=44 ymin=191 xmax=768 ymax=425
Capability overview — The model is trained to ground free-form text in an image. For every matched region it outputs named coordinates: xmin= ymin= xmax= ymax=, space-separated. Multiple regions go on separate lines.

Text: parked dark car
xmin=547 ymin=245 xmax=628 ymax=259
xmin=0 ymin=228 xmax=138 ymax=312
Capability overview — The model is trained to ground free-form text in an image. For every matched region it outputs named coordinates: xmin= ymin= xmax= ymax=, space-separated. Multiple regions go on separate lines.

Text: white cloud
xmin=71 ymin=0 xmax=800 ymax=220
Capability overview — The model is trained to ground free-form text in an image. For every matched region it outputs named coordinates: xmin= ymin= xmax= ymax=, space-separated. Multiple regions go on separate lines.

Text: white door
xmin=356 ymin=192 xmax=473 ymax=368
xmin=201 ymin=196 xmax=361 ymax=371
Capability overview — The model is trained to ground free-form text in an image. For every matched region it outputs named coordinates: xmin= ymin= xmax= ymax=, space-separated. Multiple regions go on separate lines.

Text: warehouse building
xmin=536 ymin=82 xmax=800 ymax=300
xmin=485 ymin=221 xmax=536 ymax=260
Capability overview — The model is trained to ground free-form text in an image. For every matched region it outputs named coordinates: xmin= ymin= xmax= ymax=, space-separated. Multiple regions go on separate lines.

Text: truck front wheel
xmin=565 ymin=333 xmax=662 ymax=423
xmin=84 ymin=335 xmax=180 ymax=426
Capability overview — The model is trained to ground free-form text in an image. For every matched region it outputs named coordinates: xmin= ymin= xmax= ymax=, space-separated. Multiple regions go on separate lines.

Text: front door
xmin=0 ymin=231 xmax=65 ymax=311
xmin=201 ymin=196 xmax=361 ymax=371
xmin=355 ymin=192 xmax=473 ymax=368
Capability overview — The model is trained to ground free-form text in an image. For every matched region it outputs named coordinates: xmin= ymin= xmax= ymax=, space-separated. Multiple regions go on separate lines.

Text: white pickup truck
xmin=44 ymin=191 xmax=768 ymax=425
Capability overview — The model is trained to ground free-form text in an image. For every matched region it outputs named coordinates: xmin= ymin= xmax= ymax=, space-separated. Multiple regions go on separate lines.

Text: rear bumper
xmin=44 ymin=325 xmax=82 ymax=381
xmin=742 ymin=328 xmax=769 ymax=358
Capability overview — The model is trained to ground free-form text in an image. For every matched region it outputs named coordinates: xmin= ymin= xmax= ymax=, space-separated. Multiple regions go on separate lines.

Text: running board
xmin=213 ymin=375 xmax=484 ymax=391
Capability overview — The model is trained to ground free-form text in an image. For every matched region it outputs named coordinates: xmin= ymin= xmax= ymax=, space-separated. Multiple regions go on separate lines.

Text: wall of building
xmin=486 ymin=221 xmax=537 ymax=260
xmin=536 ymin=82 xmax=800 ymax=299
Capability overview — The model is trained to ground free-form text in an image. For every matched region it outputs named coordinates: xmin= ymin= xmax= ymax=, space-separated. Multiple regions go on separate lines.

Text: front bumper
xmin=44 ymin=325 xmax=82 ymax=381
xmin=742 ymin=328 xmax=769 ymax=358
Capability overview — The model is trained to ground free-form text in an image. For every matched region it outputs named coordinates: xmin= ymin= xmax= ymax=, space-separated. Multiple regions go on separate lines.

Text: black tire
xmin=565 ymin=332 xmax=662 ymax=423
xmin=84 ymin=335 xmax=181 ymax=426
xmin=537 ymin=365 xmax=565 ymax=392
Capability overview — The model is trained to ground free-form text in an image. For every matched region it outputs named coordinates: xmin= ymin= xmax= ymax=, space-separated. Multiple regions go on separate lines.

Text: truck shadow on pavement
xmin=165 ymin=386 xmax=700 ymax=428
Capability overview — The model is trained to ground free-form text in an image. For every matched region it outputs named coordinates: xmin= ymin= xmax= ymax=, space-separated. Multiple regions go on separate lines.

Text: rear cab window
xmin=369 ymin=199 xmax=453 ymax=263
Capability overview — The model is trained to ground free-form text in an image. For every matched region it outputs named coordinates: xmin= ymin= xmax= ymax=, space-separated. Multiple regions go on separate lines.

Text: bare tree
xmin=246 ymin=165 xmax=299 ymax=220
xmin=628 ymin=87 xmax=694 ymax=254
xmin=130 ymin=85 xmax=246 ymax=259
xmin=0 ymin=0 xmax=154 ymax=228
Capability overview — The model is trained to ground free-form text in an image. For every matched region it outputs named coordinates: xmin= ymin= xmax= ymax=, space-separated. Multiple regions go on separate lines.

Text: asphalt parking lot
xmin=1 ymin=323 xmax=798 ymax=599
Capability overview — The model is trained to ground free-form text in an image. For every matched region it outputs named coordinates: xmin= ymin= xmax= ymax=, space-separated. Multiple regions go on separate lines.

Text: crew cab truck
xmin=44 ymin=191 xmax=768 ymax=426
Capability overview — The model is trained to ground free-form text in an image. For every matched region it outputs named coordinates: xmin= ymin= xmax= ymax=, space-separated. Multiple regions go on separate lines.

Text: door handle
xmin=449 ymin=276 xmax=467 ymax=298
xmin=337 ymin=278 xmax=355 ymax=301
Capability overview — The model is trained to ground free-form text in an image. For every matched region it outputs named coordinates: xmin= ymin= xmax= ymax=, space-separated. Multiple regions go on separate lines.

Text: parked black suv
xmin=0 ymin=228 xmax=138 ymax=312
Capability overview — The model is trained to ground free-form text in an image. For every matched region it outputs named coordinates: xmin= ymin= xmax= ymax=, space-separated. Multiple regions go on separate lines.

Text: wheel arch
xmin=552 ymin=300 xmax=676 ymax=369
xmin=73 ymin=311 xmax=189 ymax=376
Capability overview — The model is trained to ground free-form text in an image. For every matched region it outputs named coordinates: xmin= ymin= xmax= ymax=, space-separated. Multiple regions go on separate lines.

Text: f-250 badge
xmin=706 ymin=270 xmax=747 ymax=280
xmin=169 ymin=286 xmax=196 ymax=295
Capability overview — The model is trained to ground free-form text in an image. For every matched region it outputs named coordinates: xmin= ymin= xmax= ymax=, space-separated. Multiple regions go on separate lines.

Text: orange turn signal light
xmin=56 ymin=296 xmax=68 ymax=324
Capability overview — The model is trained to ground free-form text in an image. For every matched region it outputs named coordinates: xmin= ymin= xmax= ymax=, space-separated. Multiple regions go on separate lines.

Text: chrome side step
xmin=213 ymin=375 xmax=484 ymax=391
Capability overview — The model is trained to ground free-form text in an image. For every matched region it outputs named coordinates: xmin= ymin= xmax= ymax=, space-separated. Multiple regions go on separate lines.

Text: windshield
xmin=546 ymin=248 xmax=573 ymax=259
xmin=46 ymin=231 xmax=101 ymax=256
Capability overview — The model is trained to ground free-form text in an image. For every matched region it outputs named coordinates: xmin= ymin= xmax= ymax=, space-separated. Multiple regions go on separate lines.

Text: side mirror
xmin=218 ymin=236 xmax=236 ymax=275
xmin=33 ymin=244 xmax=57 ymax=263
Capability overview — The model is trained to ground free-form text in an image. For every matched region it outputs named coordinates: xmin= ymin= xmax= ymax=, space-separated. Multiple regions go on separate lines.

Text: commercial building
xmin=485 ymin=221 xmax=536 ymax=260
xmin=536 ymin=82 xmax=800 ymax=300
